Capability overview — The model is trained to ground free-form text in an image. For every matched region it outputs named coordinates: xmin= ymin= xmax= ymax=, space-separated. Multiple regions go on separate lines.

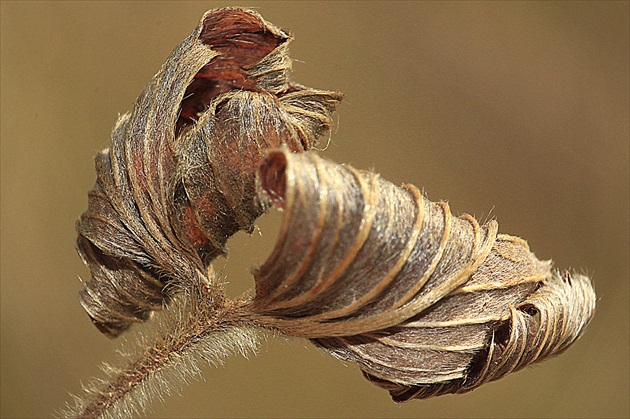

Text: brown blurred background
xmin=1 ymin=2 xmax=628 ymax=418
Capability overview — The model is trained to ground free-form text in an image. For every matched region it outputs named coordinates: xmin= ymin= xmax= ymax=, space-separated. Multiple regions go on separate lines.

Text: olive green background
xmin=1 ymin=2 xmax=628 ymax=418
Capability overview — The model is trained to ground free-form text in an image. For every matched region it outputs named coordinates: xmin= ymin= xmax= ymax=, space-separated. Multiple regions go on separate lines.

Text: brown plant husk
xmin=76 ymin=8 xmax=342 ymax=337
xmin=252 ymin=149 xmax=596 ymax=400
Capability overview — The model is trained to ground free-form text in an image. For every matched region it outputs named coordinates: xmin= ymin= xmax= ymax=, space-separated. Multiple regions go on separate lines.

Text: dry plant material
xmin=76 ymin=7 xmax=342 ymax=337
xmin=68 ymin=7 xmax=595 ymax=418
xmin=253 ymin=150 xmax=596 ymax=401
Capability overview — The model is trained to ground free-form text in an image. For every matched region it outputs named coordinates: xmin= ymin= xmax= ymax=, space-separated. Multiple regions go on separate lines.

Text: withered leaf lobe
xmin=252 ymin=150 xmax=596 ymax=401
xmin=77 ymin=8 xmax=342 ymax=337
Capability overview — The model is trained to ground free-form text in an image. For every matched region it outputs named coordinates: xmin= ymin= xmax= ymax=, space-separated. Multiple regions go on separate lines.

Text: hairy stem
xmin=66 ymin=290 xmax=259 ymax=419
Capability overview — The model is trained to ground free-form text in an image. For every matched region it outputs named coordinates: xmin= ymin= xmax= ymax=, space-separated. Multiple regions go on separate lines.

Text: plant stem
xmin=68 ymin=293 xmax=259 ymax=419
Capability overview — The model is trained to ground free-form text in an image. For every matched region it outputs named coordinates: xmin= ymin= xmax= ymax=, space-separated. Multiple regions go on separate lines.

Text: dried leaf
xmin=72 ymin=9 xmax=595 ymax=414
xmin=252 ymin=149 xmax=596 ymax=400
xmin=76 ymin=8 xmax=342 ymax=337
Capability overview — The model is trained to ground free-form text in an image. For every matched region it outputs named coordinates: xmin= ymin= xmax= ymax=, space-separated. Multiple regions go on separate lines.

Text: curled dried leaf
xmin=252 ymin=149 xmax=596 ymax=400
xmin=76 ymin=8 xmax=342 ymax=337
xmin=72 ymin=9 xmax=595 ymax=414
